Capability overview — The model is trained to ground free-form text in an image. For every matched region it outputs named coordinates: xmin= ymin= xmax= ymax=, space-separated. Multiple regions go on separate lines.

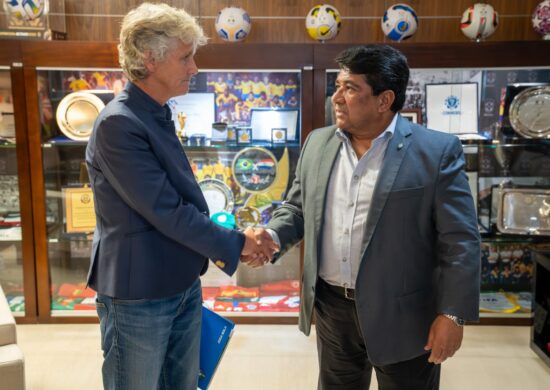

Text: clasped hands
xmin=240 ymin=227 xmax=279 ymax=268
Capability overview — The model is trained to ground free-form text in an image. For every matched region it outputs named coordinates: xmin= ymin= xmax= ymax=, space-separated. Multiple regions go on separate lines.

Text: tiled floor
xmin=17 ymin=323 xmax=550 ymax=389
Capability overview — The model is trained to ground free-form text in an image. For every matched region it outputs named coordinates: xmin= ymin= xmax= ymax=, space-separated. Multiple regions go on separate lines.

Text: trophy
xmin=1 ymin=0 xmax=67 ymax=40
xmin=234 ymin=206 xmax=262 ymax=229
xmin=176 ymin=111 xmax=188 ymax=143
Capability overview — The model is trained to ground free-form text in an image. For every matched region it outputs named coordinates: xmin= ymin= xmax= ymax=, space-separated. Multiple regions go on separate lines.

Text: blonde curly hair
xmin=118 ymin=3 xmax=207 ymax=81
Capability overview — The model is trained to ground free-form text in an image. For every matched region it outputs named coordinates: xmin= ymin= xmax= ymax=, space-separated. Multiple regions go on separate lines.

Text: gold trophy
xmin=176 ymin=111 xmax=188 ymax=143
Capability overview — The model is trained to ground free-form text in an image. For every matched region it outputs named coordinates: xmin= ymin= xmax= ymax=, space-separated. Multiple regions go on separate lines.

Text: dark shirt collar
xmin=124 ymin=81 xmax=173 ymax=124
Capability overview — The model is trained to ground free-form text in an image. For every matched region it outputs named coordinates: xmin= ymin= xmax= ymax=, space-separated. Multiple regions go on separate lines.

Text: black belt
xmin=319 ymin=278 xmax=355 ymax=300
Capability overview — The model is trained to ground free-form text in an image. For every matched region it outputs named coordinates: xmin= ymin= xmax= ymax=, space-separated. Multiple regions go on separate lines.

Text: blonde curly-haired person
xmin=85 ymin=3 xmax=276 ymax=389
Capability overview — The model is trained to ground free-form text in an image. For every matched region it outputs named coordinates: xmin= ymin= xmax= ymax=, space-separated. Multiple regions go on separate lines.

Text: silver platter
xmin=198 ymin=178 xmax=234 ymax=215
xmin=56 ymin=92 xmax=105 ymax=141
xmin=509 ymin=86 xmax=550 ymax=138
xmin=496 ymin=188 xmax=550 ymax=235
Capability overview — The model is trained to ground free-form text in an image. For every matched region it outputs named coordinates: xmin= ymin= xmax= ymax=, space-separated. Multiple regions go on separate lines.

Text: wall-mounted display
xmin=426 ymin=82 xmax=478 ymax=135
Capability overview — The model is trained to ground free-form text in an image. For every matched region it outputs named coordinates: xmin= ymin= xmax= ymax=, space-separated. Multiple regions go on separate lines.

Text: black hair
xmin=334 ymin=45 xmax=410 ymax=112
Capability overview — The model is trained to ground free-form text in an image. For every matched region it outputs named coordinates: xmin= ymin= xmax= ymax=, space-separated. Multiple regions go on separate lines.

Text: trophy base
xmin=0 ymin=29 xmax=67 ymax=40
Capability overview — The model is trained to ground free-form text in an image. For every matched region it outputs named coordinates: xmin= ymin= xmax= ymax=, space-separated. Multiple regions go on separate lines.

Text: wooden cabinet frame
xmin=1 ymin=39 xmax=549 ymax=324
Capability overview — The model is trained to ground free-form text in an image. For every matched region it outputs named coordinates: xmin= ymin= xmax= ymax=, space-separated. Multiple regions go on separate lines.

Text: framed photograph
xmin=271 ymin=128 xmax=287 ymax=144
xmin=425 ymin=82 xmax=478 ymax=135
xmin=400 ymin=108 xmax=422 ymax=124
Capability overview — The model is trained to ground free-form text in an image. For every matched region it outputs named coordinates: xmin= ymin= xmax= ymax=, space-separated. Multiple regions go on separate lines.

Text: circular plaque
xmin=231 ymin=147 xmax=278 ymax=193
xmin=56 ymin=92 xmax=105 ymax=141
xmin=509 ymin=86 xmax=550 ymax=138
xmin=198 ymin=179 xmax=234 ymax=215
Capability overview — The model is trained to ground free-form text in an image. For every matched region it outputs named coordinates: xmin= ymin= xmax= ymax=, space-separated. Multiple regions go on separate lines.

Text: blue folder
xmin=198 ymin=306 xmax=235 ymax=389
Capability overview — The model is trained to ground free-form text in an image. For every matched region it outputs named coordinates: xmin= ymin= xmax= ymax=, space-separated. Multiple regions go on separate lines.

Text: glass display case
xmin=0 ymin=67 xmax=25 ymax=316
xmin=37 ymin=67 xmax=303 ymax=317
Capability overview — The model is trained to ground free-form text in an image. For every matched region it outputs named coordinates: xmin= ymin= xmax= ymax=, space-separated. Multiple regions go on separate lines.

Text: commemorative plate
xmin=509 ymin=86 xmax=550 ymax=138
xmin=199 ymin=179 xmax=234 ymax=215
xmin=232 ymin=147 xmax=277 ymax=193
xmin=56 ymin=92 xmax=105 ymax=141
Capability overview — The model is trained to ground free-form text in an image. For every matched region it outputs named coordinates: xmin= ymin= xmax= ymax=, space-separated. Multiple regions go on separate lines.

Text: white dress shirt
xmin=319 ymin=114 xmax=397 ymax=289
xmin=268 ymin=114 xmax=398 ymax=289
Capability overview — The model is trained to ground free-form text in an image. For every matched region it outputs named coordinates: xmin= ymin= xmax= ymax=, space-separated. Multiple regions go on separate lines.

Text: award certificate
xmin=63 ymin=186 xmax=96 ymax=233
xmin=426 ymin=83 xmax=478 ymax=134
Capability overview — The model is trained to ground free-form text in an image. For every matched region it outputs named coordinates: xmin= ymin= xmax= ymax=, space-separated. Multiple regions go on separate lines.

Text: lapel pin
xmin=397 ymin=143 xmax=404 ymax=150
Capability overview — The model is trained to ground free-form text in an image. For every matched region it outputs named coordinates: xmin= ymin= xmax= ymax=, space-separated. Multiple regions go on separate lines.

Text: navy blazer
xmin=86 ymin=82 xmax=244 ymax=299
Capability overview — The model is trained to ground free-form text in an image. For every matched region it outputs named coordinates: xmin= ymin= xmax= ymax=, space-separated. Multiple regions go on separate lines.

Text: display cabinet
xmin=3 ymin=39 xmax=550 ymax=324
xmin=0 ymin=41 xmax=37 ymax=323
xmin=21 ymin=41 xmax=313 ymax=323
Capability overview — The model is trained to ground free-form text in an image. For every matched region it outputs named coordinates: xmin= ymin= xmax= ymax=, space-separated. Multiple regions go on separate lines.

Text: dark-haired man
xmin=248 ymin=45 xmax=480 ymax=389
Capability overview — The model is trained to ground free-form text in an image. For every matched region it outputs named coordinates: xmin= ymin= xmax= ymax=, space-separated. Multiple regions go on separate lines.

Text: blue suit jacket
xmin=267 ymin=116 xmax=481 ymax=365
xmin=85 ymin=82 xmax=244 ymax=299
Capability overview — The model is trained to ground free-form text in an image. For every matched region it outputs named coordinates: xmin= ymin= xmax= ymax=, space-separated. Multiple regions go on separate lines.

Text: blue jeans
xmin=95 ymin=279 xmax=202 ymax=390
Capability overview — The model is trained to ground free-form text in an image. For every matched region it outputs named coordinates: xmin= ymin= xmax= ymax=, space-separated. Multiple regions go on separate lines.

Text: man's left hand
xmin=424 ymin=314 xmax=464 ymax=364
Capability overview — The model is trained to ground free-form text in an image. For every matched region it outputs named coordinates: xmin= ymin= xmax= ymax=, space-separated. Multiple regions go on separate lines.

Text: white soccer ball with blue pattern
xmin=381 ymin=3 xmax=418 ymax=42
xmin=215 ymin=6 xmax=251 ymax=42
xmin=4 ymin=0 xmax=45 ymax=21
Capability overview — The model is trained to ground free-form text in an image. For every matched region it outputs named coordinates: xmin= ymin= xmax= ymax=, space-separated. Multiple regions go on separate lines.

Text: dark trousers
xmin=314 ymin=278 xmax=440 ymax=390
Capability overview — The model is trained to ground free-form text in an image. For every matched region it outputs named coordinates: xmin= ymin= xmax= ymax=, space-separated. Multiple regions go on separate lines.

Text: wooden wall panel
xmin=48 ymin=0 xmax=545 ymax=43
xmin=63 ymin=0 xmax=199 ymax=41
xmin=200 ymin=0 xmax=385 ymax=17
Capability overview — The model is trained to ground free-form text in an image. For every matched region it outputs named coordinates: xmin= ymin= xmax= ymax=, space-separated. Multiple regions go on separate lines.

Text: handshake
xmin=240 ymin=227 xmax=280 ymax=268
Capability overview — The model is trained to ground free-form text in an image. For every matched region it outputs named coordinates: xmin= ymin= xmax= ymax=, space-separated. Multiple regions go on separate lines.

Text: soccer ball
xmin=460 ymin=3 xmax=499 ymax=41
xmin=381 ymin=3 xmax=418 ymax=42
xmin=4 ymin=0 xmax=45 ymax=21
xmin=305 ymin=4 xmax=341 ymax=41
xmin=215 ymin=6 xmax=251 ymax=42
xmin=532 ymin=0 xmax=550 ymax=39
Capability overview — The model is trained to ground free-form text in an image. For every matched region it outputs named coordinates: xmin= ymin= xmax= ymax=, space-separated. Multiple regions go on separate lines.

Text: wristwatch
xmin=442 ymin=314 xmax=465 ymax=327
